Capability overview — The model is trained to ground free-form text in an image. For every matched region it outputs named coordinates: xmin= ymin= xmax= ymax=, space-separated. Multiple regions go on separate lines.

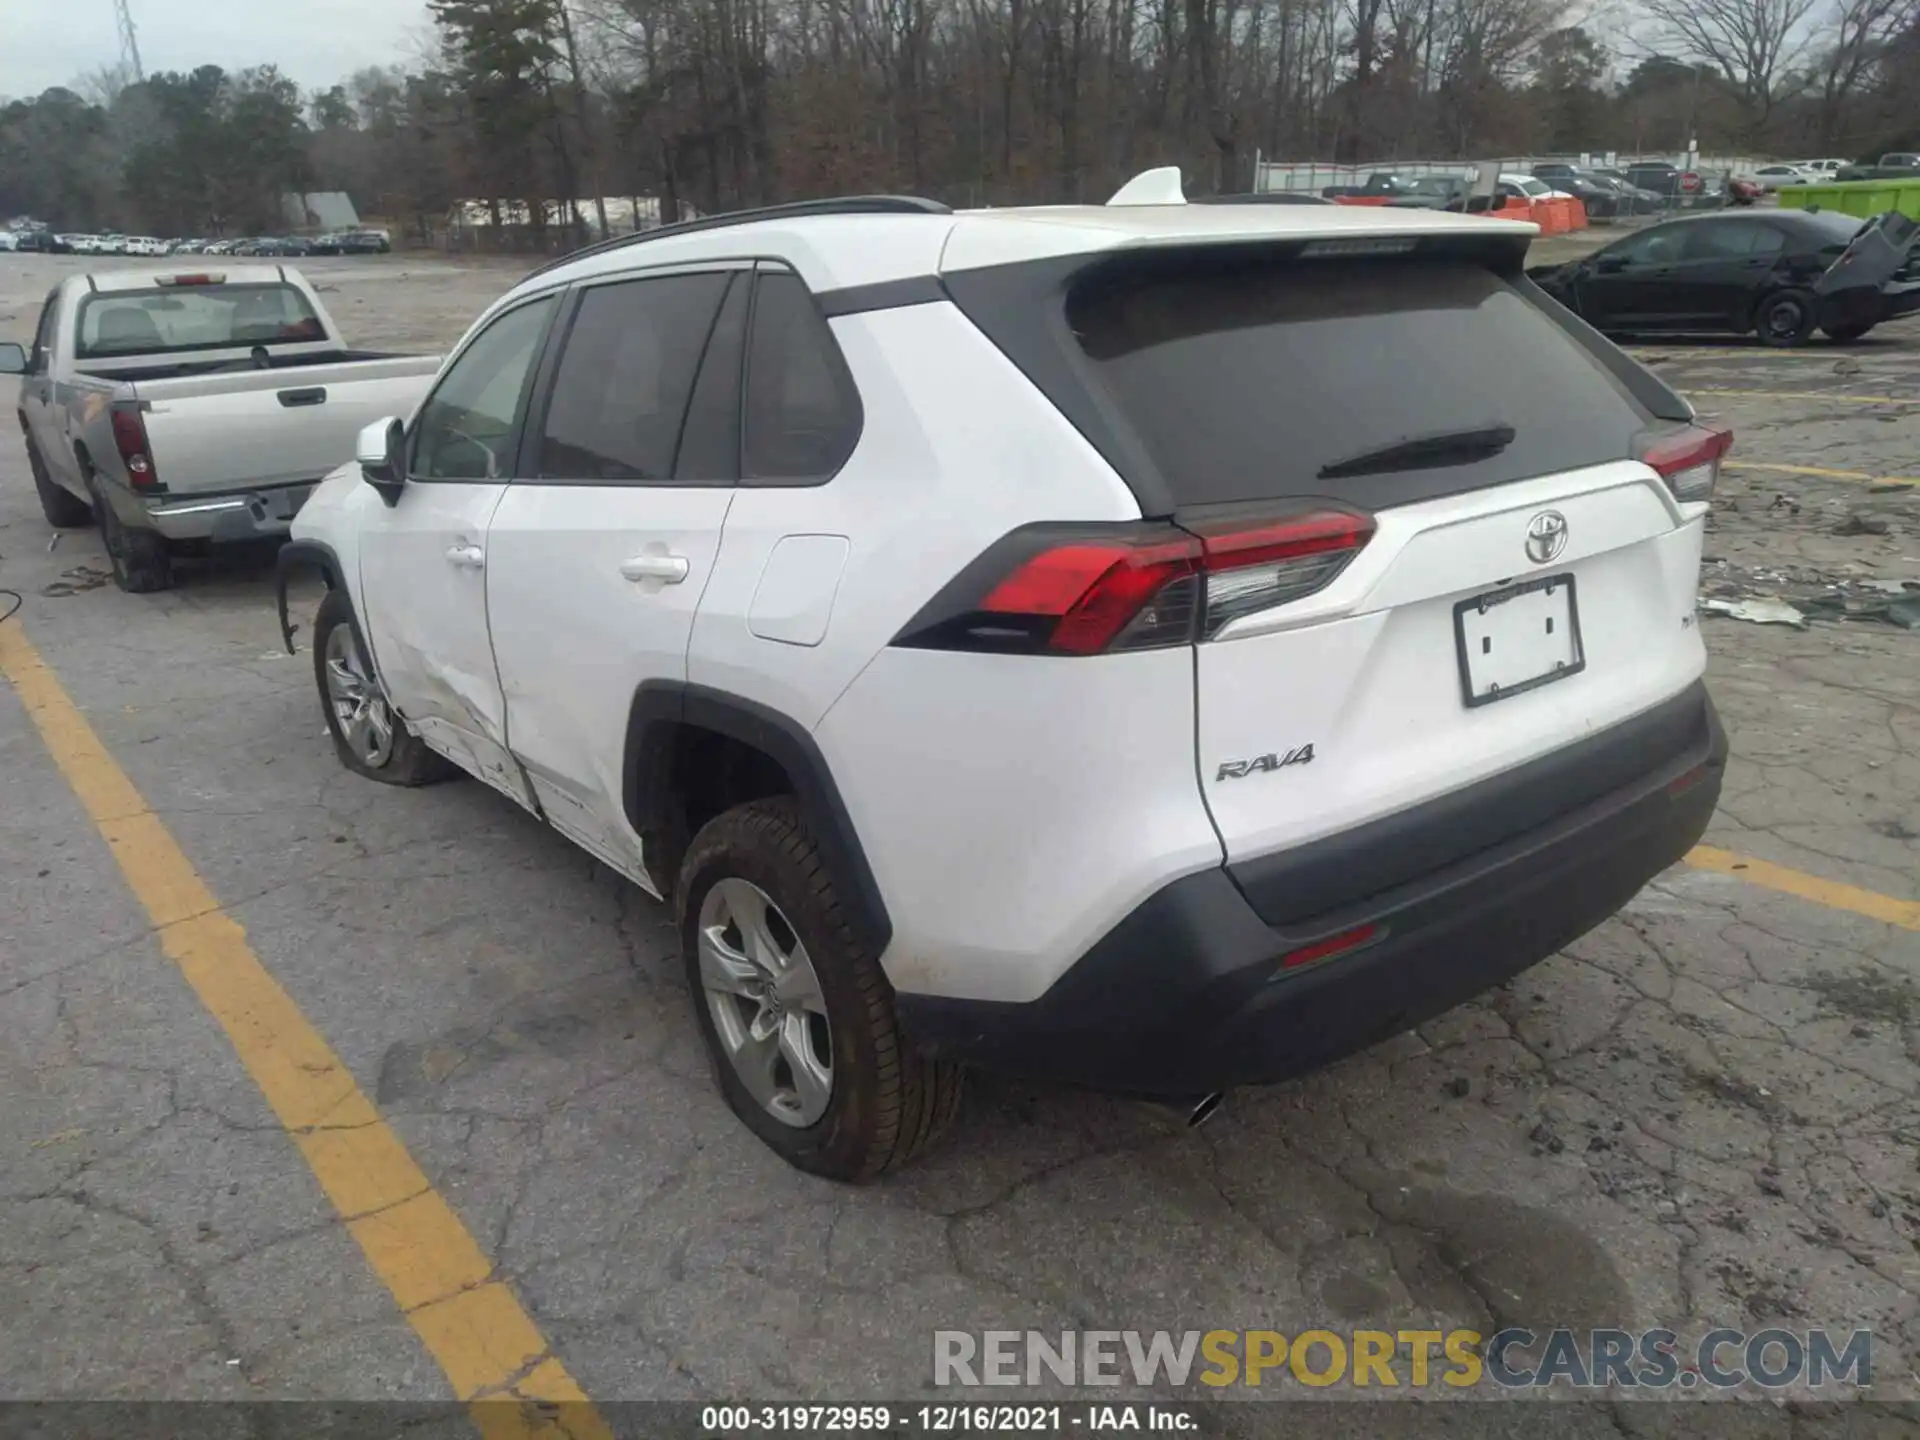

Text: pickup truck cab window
xmin=75 ymin=283 xmax=324 ymax=359
xmin=535 ymin=272 xmax=731 ymax=483
xmin=410 ymin=296 xmax=557 ymax=481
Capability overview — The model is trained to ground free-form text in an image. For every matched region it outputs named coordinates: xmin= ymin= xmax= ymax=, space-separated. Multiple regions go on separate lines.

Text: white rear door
xmin=486 ymin=267 xmax=746 ymax=886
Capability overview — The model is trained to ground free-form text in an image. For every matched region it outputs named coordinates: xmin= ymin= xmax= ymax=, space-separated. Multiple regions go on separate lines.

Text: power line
xmin=113 ymin=0 xmax=144 ymax=82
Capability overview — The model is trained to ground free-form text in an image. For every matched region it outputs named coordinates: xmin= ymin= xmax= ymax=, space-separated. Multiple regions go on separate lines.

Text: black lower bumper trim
xmin=898 ymin=684 xmax=1726 ymax=1097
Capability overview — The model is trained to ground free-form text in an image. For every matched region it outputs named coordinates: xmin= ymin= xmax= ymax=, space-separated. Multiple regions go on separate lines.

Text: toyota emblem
xmin=1525 ymin=510 xmax=1569 ymax=565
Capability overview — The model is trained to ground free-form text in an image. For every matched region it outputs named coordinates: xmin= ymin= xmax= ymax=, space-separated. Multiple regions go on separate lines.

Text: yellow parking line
xmin=1724 ymin=460 xmax=1916 ymax=485
xmin=1686 ymin=845 xmax=1920 ymax=930
xmin=0 ymin=622 xmax=609 ymax=1440
xmin=1684 ymin=387 xmax=1912 ymax=404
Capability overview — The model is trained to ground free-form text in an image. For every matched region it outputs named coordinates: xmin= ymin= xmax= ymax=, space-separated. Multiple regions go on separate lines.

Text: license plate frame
xmin=1453 ymin=573 xmax=1584 ymax=709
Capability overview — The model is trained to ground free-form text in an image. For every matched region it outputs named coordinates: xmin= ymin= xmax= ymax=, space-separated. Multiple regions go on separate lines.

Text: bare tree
xmin=1810 ymin=0 xmax=1916 ymax=145
xmin=1635 ymin=0 xmax=1821 ymax=139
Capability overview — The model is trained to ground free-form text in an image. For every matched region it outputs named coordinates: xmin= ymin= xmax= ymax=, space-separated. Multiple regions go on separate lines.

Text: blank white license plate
xmin=1454 ymin=574 xmax=1584 ymax=708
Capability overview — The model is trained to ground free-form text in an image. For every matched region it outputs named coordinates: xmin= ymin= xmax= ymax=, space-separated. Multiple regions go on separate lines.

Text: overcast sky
xmin=0 ymin=0 xmax=435 ymax=102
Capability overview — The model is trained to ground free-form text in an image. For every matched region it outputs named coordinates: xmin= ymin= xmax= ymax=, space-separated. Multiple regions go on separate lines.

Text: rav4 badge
xmin=1216 ymin=745 xmax=1315 ymax=781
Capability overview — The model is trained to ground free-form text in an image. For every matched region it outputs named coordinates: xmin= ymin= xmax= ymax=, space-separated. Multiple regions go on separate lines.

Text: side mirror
xmin=357 ymin=416 xmax=407 ymax=506
xmin=0 ymin=342 xmax=25 ymax=375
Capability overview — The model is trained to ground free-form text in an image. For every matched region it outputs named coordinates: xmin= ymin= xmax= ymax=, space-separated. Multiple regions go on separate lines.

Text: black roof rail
xmin=524 ymin=195 xmax=953 ymax=280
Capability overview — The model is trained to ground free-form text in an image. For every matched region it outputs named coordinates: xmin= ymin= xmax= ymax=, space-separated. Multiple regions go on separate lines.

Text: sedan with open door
xmin=1529 ymin=209 xmax=1920 ymax=346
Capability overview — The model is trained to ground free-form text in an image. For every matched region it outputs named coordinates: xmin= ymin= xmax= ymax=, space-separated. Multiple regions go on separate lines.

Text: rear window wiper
xmin=1317 ymin=423 xmax=1517 ymax=480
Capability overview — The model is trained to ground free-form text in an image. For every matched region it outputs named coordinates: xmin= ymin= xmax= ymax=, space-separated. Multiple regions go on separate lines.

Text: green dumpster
xmin=1778 ymin=179 xmax=1920 ymax=219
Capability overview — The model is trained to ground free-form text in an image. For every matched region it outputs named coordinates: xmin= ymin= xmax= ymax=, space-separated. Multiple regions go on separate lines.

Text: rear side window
xmin=539 ymin=272 xmax=730 ymax=482
xmin=1067 ymin=258 xmax=1650 ymax=510
xmin=743 ymin=271 xmax=862 ymax=483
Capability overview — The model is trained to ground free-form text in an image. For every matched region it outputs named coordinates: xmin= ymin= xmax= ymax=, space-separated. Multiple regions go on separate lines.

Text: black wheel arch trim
xmin=273 ymin=538 xmax=383 ymax=681
xmin=624 ymin=681 xmax=892 ymax=955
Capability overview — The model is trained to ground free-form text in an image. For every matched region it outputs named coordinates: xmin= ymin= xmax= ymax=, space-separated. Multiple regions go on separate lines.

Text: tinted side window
xmin=1616 ymin=226 xmax=1685 ymax=264
xmin=743 ymin=271 xmax=862 ymax=483
xmin=674 ymin=274 xmax=749 ymax=482
xmin=538 ymin=272 xmax=728 ymax=482
xmin=1683 ymin=221 xmax=1785 ymax=261
xmin=412 ymin=296 xmax=556 ymax=481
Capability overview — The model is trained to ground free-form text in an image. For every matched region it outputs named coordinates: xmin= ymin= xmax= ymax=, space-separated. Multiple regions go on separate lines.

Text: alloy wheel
xmin=697 ymin=877 xmax=834 ymax=1128
xmin=322 ymin=622 xmax=395 ymax=767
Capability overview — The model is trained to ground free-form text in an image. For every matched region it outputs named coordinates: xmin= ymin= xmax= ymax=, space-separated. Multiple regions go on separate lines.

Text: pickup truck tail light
xmin=110 ymin=405 xmax=159 ymax=491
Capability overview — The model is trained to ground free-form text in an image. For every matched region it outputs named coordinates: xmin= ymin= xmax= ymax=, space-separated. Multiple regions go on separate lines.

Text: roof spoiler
xmin=1107 ymin=167 xmax=1186 ymax=206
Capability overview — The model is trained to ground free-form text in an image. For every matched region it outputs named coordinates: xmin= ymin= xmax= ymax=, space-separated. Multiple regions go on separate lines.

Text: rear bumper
xmin=142 ymin=482 xmax=318 ymax=542
xmin=898 ymin=683 xmax=1726 ymax=1098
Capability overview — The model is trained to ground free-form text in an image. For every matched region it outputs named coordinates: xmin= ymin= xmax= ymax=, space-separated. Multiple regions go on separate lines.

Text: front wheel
xmin=1755 ymin=289 xmax=1816 ymax=348
xmin=677 ymin=798 xmax=964 ymax=1180
xmin=312 ymin=589 xmax=454 ymax=786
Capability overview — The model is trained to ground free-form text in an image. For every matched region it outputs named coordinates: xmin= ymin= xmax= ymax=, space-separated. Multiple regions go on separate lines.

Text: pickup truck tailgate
xmin=134 ymin=356 xmax=441 ymax=494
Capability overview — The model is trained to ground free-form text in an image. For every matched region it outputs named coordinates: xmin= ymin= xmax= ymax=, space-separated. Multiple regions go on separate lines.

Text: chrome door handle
xmin=619 ymin=554 xmax=690 ymax=584
xmin=445 ymin=543 xmax=486 ymax=569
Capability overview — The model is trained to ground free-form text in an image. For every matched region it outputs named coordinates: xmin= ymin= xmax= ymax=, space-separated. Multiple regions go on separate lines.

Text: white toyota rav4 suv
xmin=278 ymin=172 xmax=1729 ymax=1180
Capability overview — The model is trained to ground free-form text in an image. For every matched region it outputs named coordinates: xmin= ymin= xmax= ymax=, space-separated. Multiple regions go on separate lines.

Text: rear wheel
xmin=1755 ymin=289 xmax=1816 ymax=347
xmin=28 ymin=444 xmax=93 ymax=528
xmin=89 ymin=476 xmax=174 ymax=592
xmin=1823 ymin=322 xmax=1874 ymax=343
xmin=313 ymin=589 xmax=455 ymax=786
xmin=677 ymin=798 xmax=964 ymax=1180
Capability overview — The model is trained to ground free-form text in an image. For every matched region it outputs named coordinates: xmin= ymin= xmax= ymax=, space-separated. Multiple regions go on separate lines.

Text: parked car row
xmin=7 ymin=230 xmax=394 ymax=258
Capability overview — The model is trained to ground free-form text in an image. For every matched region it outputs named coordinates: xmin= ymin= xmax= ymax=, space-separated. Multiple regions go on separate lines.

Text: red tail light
xmin=1637 ymin=423 xmax=1732 ymax=504
xmin=897 ymin=510 xmax=1375 ymax=655
xmin=110 ymin=406 xmax=159 ymax=491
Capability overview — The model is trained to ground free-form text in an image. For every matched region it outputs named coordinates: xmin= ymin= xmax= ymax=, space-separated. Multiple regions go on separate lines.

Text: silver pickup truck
xmin=1 ymin=265 xmax=441 ymax=591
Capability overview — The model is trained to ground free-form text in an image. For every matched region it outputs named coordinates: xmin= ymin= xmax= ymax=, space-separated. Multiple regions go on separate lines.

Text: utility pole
xmin=113 ymin=0 xmax=145 ymax=82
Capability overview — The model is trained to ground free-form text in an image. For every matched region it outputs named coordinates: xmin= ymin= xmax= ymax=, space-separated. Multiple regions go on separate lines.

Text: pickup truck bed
xmin=76 ymin=354 xmax=442 ymax=499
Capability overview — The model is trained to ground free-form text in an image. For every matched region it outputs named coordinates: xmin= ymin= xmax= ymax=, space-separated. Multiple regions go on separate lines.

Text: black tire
xmin=1755 ymin=289 xmax=1816 ymax=348
xmin=677 ymin=798 xmax=964 ymax=1181
xmin=1823 ymin=323 xmax=1874 ymax=343
xmin=28 ymin=444 xmax=93 ymax=528
xmin=312 ymin=588 xmax=455 ymax=786
xmin=89 ymin=475 xmax=174 ymax=592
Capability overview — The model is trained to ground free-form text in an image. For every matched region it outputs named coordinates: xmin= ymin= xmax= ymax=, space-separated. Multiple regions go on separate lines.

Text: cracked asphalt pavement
xmin=0 ymin=253 xmax=1916 ymax=1432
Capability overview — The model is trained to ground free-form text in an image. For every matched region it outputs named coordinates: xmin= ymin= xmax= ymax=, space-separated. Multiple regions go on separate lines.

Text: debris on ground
xmin=40 ymin=566 xmax=111 ymax=598
xmin=1700 ymin=555 xmax=1920 ymax=630
xmin=1833 ymin=513 xmax=1892 ymax=536
xmin=1701 ymin=596 xmax=1809 ymax=628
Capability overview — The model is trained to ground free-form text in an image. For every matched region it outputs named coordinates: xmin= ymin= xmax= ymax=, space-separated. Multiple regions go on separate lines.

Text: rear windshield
xmin=76 ymin=283 xmax=324 ymax=358
xmin=1067 ymin=258 xmax=1650 ymax=509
